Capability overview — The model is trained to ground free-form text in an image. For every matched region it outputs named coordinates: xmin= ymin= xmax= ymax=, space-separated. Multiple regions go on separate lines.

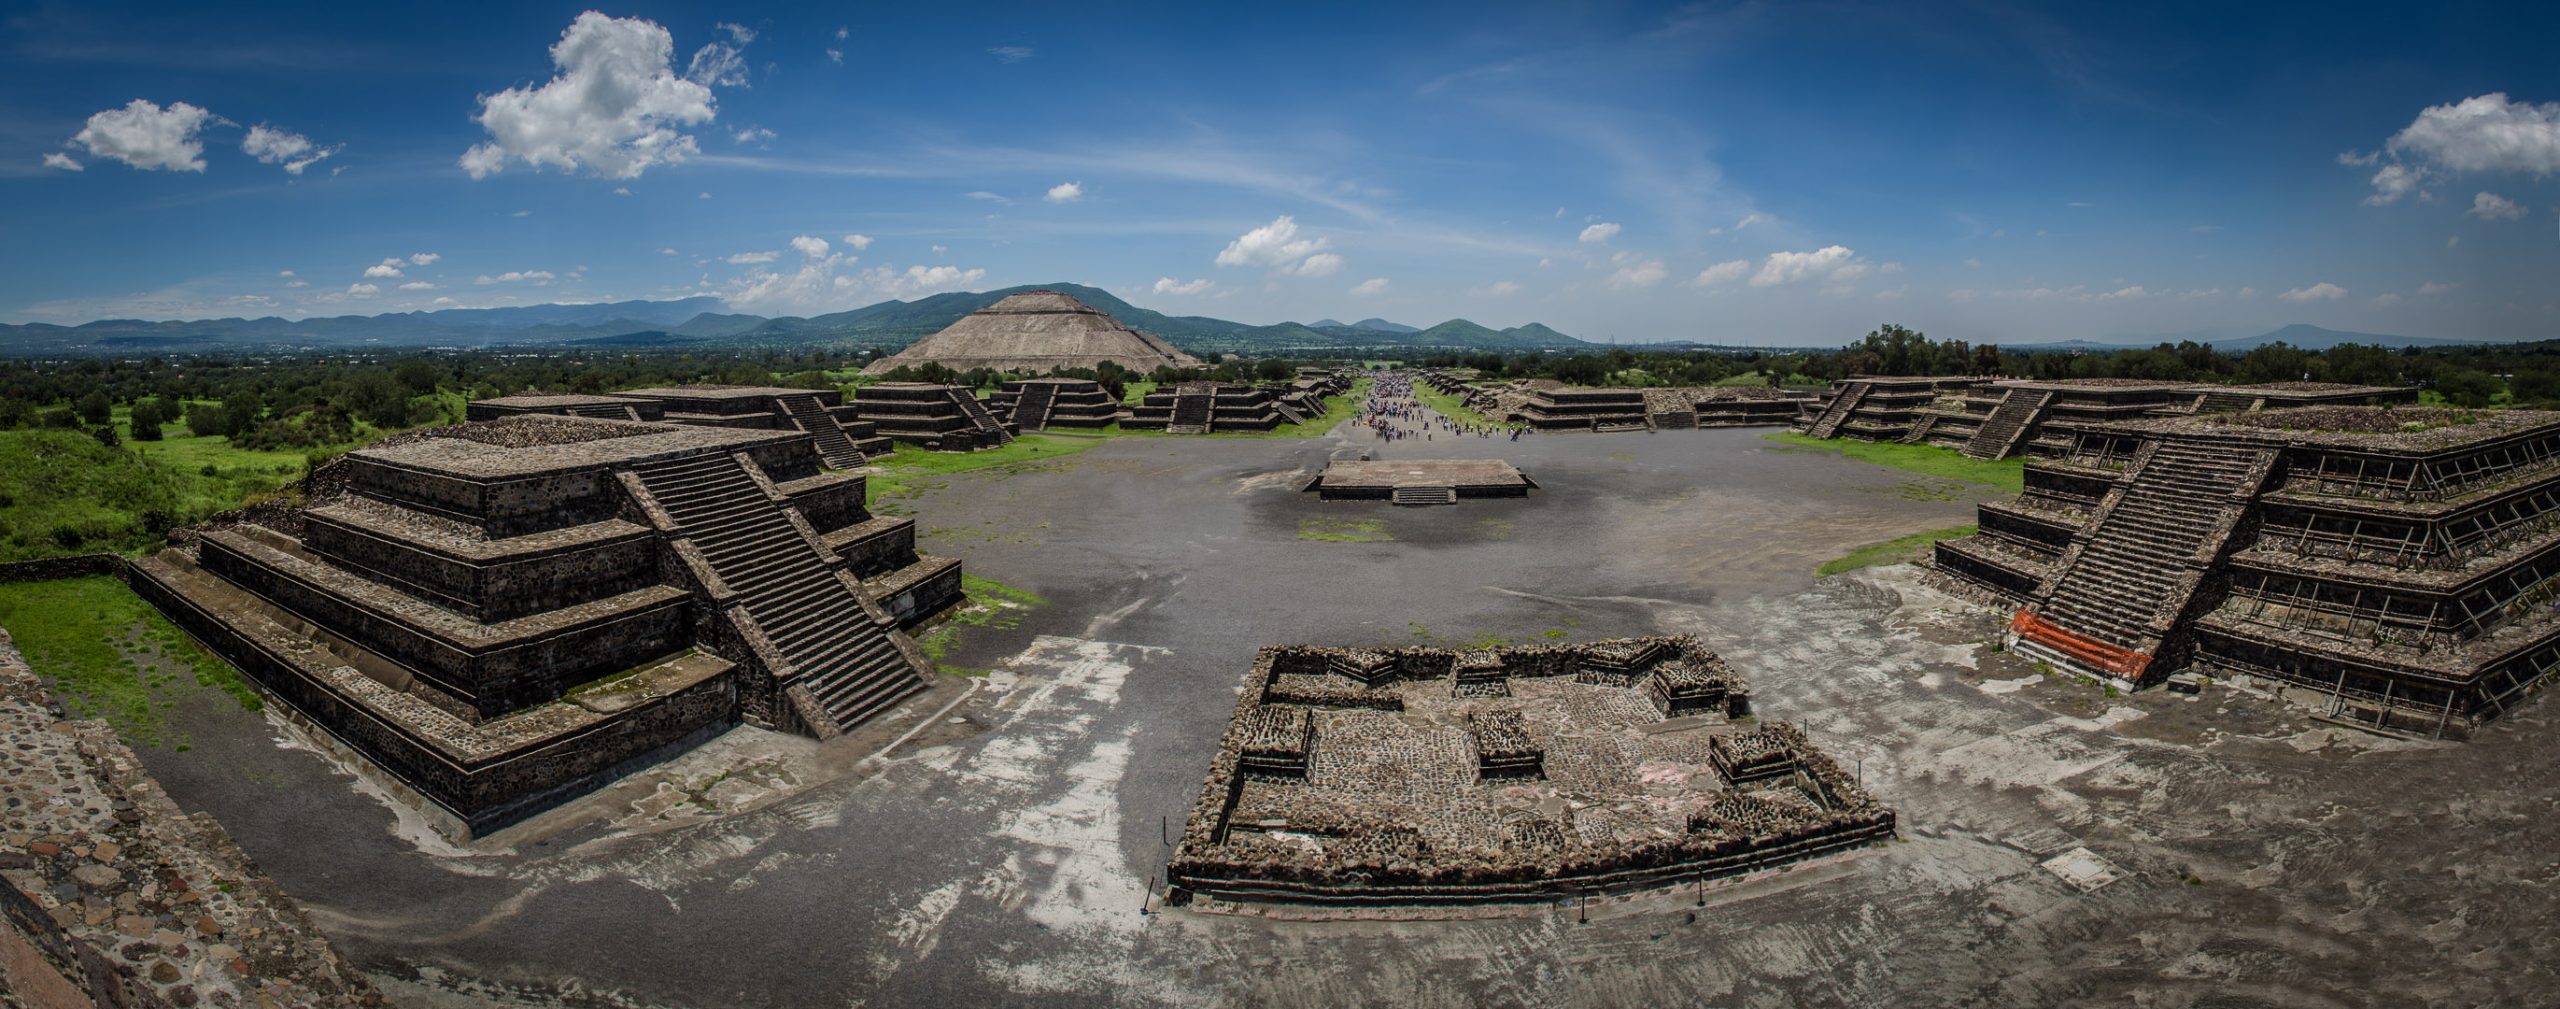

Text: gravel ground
xmin=100 ymin=418 xmax=2558 ymax=1009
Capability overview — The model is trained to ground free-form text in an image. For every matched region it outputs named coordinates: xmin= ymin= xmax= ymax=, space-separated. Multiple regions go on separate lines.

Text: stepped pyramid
xmin=861 ymin=289 xmax=1202 ymax=375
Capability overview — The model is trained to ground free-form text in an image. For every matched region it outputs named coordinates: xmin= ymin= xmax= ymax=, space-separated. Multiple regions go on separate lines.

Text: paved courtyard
xmin=117 ymin=421 xmax=2560 ymax=1009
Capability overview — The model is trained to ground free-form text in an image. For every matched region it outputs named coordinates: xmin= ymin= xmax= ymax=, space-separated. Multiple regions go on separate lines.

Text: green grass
xmin=1714 ymin=371 xmax=1827 ymax=389
xmin=1297 ymin=516 xmax=1392 ymax=542
xmin=0 ymin=430 xmax=205 ymax=561
xmin=1817 ymin=525 xmax=1976 ymax=577
xmin=0 ymin=576 xmax=259 ymax=746
xmin=863 ymin=433 xmax=1113 ymax=508
xmin=915 ymin=573 xmax=1047 ymax=664
xmin=1121 ymin=380 xmax=1157 ymax=405
xmin=1762 ymin=432 xmax=2024 ymax=493
xmin=1412 ymin=382 xmax=1489 ymax=426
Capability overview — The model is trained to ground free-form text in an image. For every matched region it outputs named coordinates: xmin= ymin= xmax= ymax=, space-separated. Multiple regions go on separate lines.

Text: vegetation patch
xmin=0 ymin=575 xmax=260 ymax=746
xmin=1297 ymin=516 xmax=1393 ymax=543
xmin=917 ymin=573 xmax=1047 ymax=663
xmin=864 ymin=434 xmax=1110 ymax=507
xmin=1412 ymin=383 xmax=1489 ymax=426
xmin=1817 ymin=525 xmax=1977 ymax=577
xmin=1762 ymin=432 xmax=2025 ymax=493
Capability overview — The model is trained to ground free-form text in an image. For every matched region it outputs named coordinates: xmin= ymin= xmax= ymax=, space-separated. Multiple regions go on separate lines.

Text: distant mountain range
xmin=0 ymin=283 xmax=1594 ymax=357
xmin=2006 ymin=323 xmax=2476 ymax=353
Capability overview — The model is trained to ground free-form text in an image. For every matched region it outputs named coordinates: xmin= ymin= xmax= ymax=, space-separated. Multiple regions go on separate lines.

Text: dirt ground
xmin=106 ymin=418 xmax=2560 ymax=1009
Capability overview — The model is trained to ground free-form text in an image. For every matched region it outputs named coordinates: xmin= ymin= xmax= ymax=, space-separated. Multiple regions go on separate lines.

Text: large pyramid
xmin=861 ymin=289 xmax=1205 ymax=375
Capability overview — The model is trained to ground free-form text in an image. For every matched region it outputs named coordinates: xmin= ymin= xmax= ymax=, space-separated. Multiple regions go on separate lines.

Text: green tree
xmin=74 ymin=391 xmax=111 ymax=426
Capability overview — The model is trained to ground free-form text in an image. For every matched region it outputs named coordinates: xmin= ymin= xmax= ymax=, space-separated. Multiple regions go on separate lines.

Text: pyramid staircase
xmin=1805 ymin=381 xmax=1869 ymax=439
xmin=1168 ymin=390 xmax=1215 ymax=435
xmin=2017 ymin=440 xmax=2277 ymax=679
xmin=950 ymin=389 xmax=1012 ymax=444
xmin=2192 ymin=389 xmax=2264 ymax=414
xmin=1009 ymin=382 xmax=1057 ymax=432
xmin=1962 ymin=389 xmax=2053 ymax=460
xmin=1390 ymin=486 xmax=1456 ymax=506
xmin=1898 ymin=414 xmax=1937 ymax=444
xmin=630 ymin=452 xmax=924 ymax=733
xmin=778 ymin=393 xmax=869 ymax=469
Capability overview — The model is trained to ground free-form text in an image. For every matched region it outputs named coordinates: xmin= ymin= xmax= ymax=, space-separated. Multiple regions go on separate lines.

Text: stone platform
xmin=1304 ymin=459 xmax=1535 ymax=505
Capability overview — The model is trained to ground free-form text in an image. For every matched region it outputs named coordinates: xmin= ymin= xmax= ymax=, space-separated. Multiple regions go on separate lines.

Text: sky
xmin=3 ymin=0 xmax=2557 ymax=346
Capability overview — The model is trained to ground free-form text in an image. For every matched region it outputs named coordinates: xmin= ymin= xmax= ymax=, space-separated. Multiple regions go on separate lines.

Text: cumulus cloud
xmin=1293 ymin=253 xmax=1344 ymax=277
xmin=68 ymin=99 xmax=215 ymax=172
xmin=409 ymin=252 xmax=439 ymax=265
xmin=460 ymin=13 xmax=719 ymax=180
xmin=722 ymin=251 xmax=985 ymax=314
xmin=732 ymin=127 xmax=775 ymax=145
xmin=1607 ymin=258 xmax=1667 ymax=289
xmin=1216 ymin=215 xmax=1332 ymax=272
xmin=2467 ymin=191 xmax=2528 ymax=221
xmin=398 ymin=281 xmax=437 ymax=291
xmin=1690 ymin=260 xmax=1751 ymax=286
xmin=1153 ymin=277 xmax=1215 ymax=296
xmin=1750 ymin=246 xmax=1863 ymax=287
xmin=789 ymin=235 xmax=830 ymax=258
xmin=2336 ymin=150 xmax=2379 ymax=167
xmin=1349 ymin=277 xmax=1390 ymax=296
xmin=658 ymin=247 xmax=678 ymax=255
xmin=1577 ymin=222 xmax=1621 ymax=243
xmin=475 ymin=270 xmax=556 ymax=285
xmin=346 ymin=283 xmax=379 ymax=298
xmin=362 ymin=258 xmax=405 ymax=278
xmin=725 ymin=251 xmax=779 ymax=264
xmin=43 ymin=152 xmax=82 ymax=171
xmin=2354 ymin=93 xmax=2560 ymax=205
xmin=988 ymin=46 xmax=1035 ymax=63
xmin=1045 ymin=180 xmax=1083 ymax=203
xmin=686 ymin=23 xmax=757 ymax=88
xmin=2362 ymin=164 xmax=2425 ymax=206
xmin=843 ymin=233 xmax=873 ymax=250
xmin=240 ymin=124 xmax=337 ymax=174
xmin=2280 ymin=282 xmax=2347 ymax=302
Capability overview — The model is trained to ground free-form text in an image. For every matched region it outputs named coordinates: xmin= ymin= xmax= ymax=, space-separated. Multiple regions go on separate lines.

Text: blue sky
xmin=4 ymin=0 xmax=2556 ymax=345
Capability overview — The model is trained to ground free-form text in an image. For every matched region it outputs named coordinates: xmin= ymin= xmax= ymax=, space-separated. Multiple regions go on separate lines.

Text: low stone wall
xmin=0 ymin=554 xmax=125 ymax=583
xmin=0 ymin=628 xmax=385 ymax=1007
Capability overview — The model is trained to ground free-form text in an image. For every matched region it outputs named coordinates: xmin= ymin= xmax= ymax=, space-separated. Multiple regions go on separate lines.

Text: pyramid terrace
xmin=471 ymin=384 xmax=894 ymax=468
xmin=1796 ymin=376 xmax=2415 ymax=459
xmin=1305 ymin=459 xmax=1535 ymax=504
xmin=124 ymin=414 xmax=962 ymax=835
xmin=1935 ymin=406 xmax=2560 ymax=737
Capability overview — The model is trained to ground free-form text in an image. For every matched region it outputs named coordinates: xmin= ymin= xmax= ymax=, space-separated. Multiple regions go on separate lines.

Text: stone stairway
xmin=1168 ymin=391 xmax=1214 ymax=435
xmin=1898 ymin=415 xmax=1937 ymax=444
xmin=2192 ymin=389 xmax=2263 ymax=414
xmin=1962 ymin=389 xmax=2052 ymax=460
xmin=2026 ymin=440 xmax=2275 ymax=672
xmin=1805 ymin=381 xmax=1868 ymax=439
xmin=1390 ymin=486 xmax=1457 ymax=506
xmin=950 ymin=389 xmax=1012 ymax=444
xmin=567 ymin=403 xmax=640 ymax=420
xmin=630 ymin=452 xmax=923 ymax=732
xmin=778 ymin=393 xmax=868 ymax=469
xmin=1010 ymin=382 xmax=1057 ymax=432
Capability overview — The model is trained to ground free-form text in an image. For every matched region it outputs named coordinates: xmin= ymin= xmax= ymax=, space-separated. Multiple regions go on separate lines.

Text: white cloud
xmin=1577 ymin=221 xmax=1621 ymax=243
xmin=1044 ymin=180 xmax=1083 ymax=203
xmin=2279 ymin=282 xmax=2347 ymax=303
xmin=398 ymin=281 xmax=437 ymax=291
xmin=1750 ymin=245 xmax=1861 ymax=287
xmin=277 ymin=270 xmax=295 ymax=278
xmin=1293 ymin=252 xmax=1344 ymax=277
xmin=461 ymin=13 xmax=719 ymax=180
xmin=362 ymin=258 xmax=405 ymax=278
xmin=732 ymin=127 xmax=776 ymax=145
xmin=697 ymin=191 xmax=711 ymax=199
xmin=725 ymin=250 xmax=780 ymax=264
xmin=965 ymin=190 xmax=1012 ymax=204
xmin=1879 ymin=262 xmax=1904 ymax=274
xmin=826 ymin=49 xmax=844 ymax=65
xmin=988 ymin=46 xmax=1035 ymax=63
xmin=2386 ymin=93 xmax=2560 ymax=175
xmin=1690 ymin=259 xmax=1750 ymax=286
xmin=1152 ymin=277 xmax=1215 ymax=296
xmin=240 ymin=124 xmax=337 ymax=174
xmin=1472 ymin=280 xmax=1521 ymax=297
xmin=658 ymin=247 xmax=678 ymax=255
xmin=2373 ymin=293 xmax=2404 ymax=306
xmin=1215 ymin=215 xmax=1331 ymax=271
xmin=2097 ymin=285 xmax=2148 ymax=302
xmin=1349 ymin=277 xmax=1390 ymax=296
xmin=2362 ymin=164 xmax=2425 ymax=206
xmin=513 ymin=209 xmax=533 ymax=217
xmin=2336 ymin=150 xmax=2379 ymax=167
xmin=2467 ymin=191 xmax=2528 ymax=221
xmin=789 ymin=235 xmax=830 ymax=258
xmin=2419 ymin=280 xmax=2458 ymax=296
xmin=686 ymin=24 xmax=755 ymax=88
xmin=843 ymin=233 xmax=873 ymax=250
xmin=475 ymin=270 xmax=556 ymax=285
xmin=42 ymin=152 xmax=82 ymax=171
xmin=68 ymin=99 xmax=215 ymax=172
xmin=1608 ymin=258 xmax=1667 ymax=289
xmin=717 ymin=22 xmax=756 ymax=44
xmin=347 ymin=283 xmax=379 ymax=298
xmin=931 ymin=244 xmax=947 ymax=254
xmin=834 ymin=26 xmax=848 ymax=40
xmin=723 ymin=253 xmax=985 ymax=313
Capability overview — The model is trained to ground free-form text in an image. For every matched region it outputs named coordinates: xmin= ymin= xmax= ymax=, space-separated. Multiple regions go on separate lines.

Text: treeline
xmin=1396 ymin=324 xmax=2560 ymax=409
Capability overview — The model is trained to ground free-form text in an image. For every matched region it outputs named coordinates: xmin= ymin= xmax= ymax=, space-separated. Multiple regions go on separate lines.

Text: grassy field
xmin=1120 ymin=380 xmax=1157 ymax=405
xmin=0 ymin=575 xmax=259 ymax=746
xmin=1761 ymin=432 xmax=2025 ymax=493
xmin=1412 ymin=382 xmax=1490 ymax=426
xmin=863 ymin=433 xmax=1114 ymax=508
xmin=1715 ymin=371 xmax=1828 ymax=389
xmin=1817 ymin=525 xmax=1977 ymax=577
xmin=0 ymin=430 xmax=203 ymax=561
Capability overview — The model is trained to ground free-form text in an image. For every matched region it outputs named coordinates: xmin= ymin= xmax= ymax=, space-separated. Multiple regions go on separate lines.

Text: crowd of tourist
xmin=1356 ymin=371 xmax=1528 ymax=443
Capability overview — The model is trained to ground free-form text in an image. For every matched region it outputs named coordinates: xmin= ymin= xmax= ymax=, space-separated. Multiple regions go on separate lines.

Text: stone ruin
xmin=860 ymin=289 xmax=1204 ymax=376
xmin=1422 ymin=372 xmax=1814 ymax=432
xmin=1935 ymin=406 xmax=2560 ymax=737
xmin=1167 ymin=636 xmax=1895 ymax=907
xmin=1793 ymin=376 xmax=2417 ymax=458
xmin=985 ymin=377 xmax=1122 ymax=432
xmin=1124 ymin=382 xmax=1287 ymax=434
xmin=847 ymin=382 xmax=1013 ymax=451
xmin=473 ymin=384 xmax=894 ymax=469
xmin=1303 ymin=459 xmax=1535 ymax=506
xmin=122 ymin=414 xmax=964 ymax=835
